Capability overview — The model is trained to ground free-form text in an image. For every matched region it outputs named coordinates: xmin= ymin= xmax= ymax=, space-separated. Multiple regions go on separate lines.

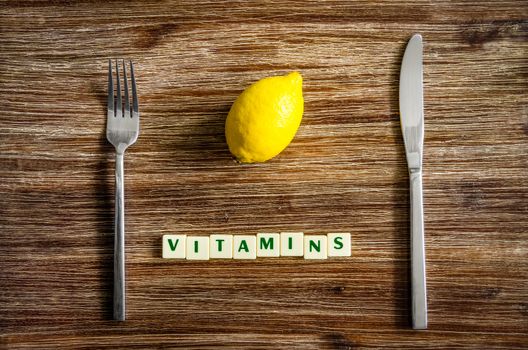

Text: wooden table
xmin=1 ymin=1 xmax=527 ymax=348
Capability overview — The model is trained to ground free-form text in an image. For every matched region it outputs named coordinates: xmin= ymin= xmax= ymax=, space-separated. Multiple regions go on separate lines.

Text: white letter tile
xmin=210 ymin=234 xmax=233 ymax=259
xmin=162 ymin=234 xmax=186 ymax=259
xmin=327 ymin=233 xmax=351 ymax=257
xmin=257 ymin=233 xmax=280 ymax=257
xmin=233 ymin=235 xmax=257 ymax=259
xmin=186 ymin=236 xmax=210 ymax=260
xmin=280 ymin=232 xmax=304 ymax=256
xmin=304 ymin=235 xmax=328 ymax=260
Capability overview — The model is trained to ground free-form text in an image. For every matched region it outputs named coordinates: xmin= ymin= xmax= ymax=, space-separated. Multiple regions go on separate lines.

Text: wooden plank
xmin=1 ymin=0 xmax=527 ymax=348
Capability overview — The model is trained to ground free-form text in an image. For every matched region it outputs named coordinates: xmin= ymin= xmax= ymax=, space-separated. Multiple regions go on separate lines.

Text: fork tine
xmin=107 ymin=59 xmax=114 ymax=118
xmin=130 ymin=61 xmax=139 ymax=117
xmin=115 ymin=60 xmax=122 ymax=118
xmin=122 ymin=60 xmax=130 ymax=118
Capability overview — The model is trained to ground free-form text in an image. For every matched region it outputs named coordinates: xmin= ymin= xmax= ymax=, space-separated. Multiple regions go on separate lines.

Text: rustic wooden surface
xmin=1 ymin=0 xmax=527 ymax=348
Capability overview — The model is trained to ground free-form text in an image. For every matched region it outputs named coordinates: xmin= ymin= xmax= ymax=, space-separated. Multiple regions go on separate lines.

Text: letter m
xmin=260 ymin=237 xmax=274 ymax=250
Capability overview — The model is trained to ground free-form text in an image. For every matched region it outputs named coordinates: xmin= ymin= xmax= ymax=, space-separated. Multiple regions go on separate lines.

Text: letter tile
xmin=304 ymin=235 xmax=328 ymax=260
xmin=162 ymin=234 xmax=186 ymax=259
xmin=210 ymin=234 xmax=233 ymax=259
xmin=327 ymin=233 xmax=351 ymax=257
xmin=280 ymin=232 xmax=304 ymax=256
xmin=233 ymin=235 xmax=257 ymax=259
xmin=186 ymin=236 xmax=210 ymax=260
xmin=257 ymin=233 xmax=280 ymax=257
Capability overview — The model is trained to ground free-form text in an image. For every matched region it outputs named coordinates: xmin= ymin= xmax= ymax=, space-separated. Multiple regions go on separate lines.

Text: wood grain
xmin=1 ymin=0 xmax=527 ymax=348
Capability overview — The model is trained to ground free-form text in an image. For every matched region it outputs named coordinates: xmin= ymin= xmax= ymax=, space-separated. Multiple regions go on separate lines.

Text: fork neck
xmin=115 ymin=153 xmax=124 ymax=177
xmin=116 ymin=144 xmax=127 ymax=155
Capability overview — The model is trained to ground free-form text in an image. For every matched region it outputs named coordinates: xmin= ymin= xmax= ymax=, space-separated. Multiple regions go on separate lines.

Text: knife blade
xmin=399 ymin=33 xmax=427 ymax=330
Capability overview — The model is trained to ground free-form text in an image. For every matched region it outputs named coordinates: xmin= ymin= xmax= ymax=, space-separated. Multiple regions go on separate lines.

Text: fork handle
xmin=410 ymin=170 xmax=427 ymax=329
xmin=114 ymin=152 xmax=126 ymax=321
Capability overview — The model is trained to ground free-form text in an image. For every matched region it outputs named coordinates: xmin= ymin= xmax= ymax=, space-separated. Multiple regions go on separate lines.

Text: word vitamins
xmin=162 ymin=232 xmax=351 ymax=260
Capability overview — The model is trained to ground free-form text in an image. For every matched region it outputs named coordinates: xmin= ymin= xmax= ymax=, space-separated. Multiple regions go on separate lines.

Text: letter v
xmin=168 ymin=239 xmax=179 ymax=251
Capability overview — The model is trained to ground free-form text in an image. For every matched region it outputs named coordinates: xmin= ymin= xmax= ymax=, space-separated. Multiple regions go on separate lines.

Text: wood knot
xmin=322 ymin=333 xmax=355 ymax=350
xmin=460 ymin=181 xmax=486 ymax=210
xmin=460 ymin=20 xmax=527 ymax=48
xmin=331 ymin=286 xmax=346 ymax=294
xmin=519 ymin=303 xmax=528 ymax=317
xmin=461 ymin=24 xmax=500 ymax=47
xmin=139 ymin=23 xmax=179 ymax=49
xmin=481 ymin=287 xmax=501 ymax=299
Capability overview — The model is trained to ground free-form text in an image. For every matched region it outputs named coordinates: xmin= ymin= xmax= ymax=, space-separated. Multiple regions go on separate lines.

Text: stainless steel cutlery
xmin=106 ymin=59 xmax=139 ymax=321
xmin=399 ymin=34 xmax=427 ymax=330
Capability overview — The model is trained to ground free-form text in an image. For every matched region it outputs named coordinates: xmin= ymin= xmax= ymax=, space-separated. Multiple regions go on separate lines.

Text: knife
xmin=399 ymin=33 xmax=427 ymax=330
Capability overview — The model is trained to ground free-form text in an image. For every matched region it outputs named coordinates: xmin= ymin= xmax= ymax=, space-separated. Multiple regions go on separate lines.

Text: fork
xmin=107 ymin=59 xmax=139 ymax=321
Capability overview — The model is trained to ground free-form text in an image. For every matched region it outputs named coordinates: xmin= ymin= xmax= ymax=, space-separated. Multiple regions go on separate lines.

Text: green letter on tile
xmin=168 ymin=239 xmax=179 ymax=251
xmin=216 ymin=239 xmax=225 ymax=251
xmin=238 ymin=240 xmax=249 ymax=253
xmin=333 ymin=236 xmax=343 ymax=250
xmin=260 ymin=237 xmax=274 ymax=250
xmin=309 ymin=240 xmax=321 ymax=252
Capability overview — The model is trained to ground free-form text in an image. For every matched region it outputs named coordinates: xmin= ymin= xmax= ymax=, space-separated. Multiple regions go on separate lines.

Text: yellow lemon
xmin=225 ymin=71 xmax=304 ymax=163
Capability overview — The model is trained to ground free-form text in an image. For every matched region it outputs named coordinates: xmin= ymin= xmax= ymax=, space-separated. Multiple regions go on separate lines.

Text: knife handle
xmin=410 ymin=170 xmax=427 ymax=329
